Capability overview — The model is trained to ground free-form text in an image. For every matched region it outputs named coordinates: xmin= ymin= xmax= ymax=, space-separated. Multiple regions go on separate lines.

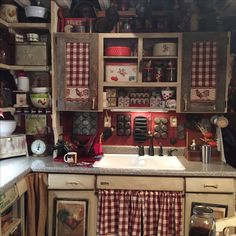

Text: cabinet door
xmin=55 ymin=33 xmax=98 ymax=111
xmin=181 ymin=32 xmax=230 ymax=113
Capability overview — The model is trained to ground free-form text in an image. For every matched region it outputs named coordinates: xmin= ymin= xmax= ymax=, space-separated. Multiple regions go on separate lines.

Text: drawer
xmin=97 ymin=176 xmax=184 ymax=191
xmin=48 ymin=174 xmax=95 ymax=190
xmin=186 ymin=178 xmax=235 ymax=193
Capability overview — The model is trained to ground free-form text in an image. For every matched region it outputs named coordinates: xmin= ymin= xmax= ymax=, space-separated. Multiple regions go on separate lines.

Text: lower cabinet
xmin=46 ymin=174 xmax=236 ymax=236
xmin=185 ymin=177 xmax=235 ymax=235
xmin=0 ymin=178 xmax=27 ymax=236
xmin=47 ymin=174 xmax=97 ymax=236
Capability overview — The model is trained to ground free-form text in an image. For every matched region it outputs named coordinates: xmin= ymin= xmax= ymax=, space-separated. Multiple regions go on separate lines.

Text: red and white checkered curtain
xmin=190 ymin=41 xmax=217 ymax=103
xmin=97 ymin=190 xmax=183 ymax=236
xmin=65 ymin=42 xmax=89 ymax=102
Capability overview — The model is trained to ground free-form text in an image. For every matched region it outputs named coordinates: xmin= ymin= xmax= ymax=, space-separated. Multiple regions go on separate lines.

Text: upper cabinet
xmin=55 ymin=33 xmax=98 ymax=111
xmin=98 ymin=33 xmax=182 ymax=112
xmin=180 ymin=32 xmax=230 ymax=113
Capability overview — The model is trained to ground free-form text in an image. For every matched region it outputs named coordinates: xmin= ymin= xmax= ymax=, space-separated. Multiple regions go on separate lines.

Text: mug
xmin=64 ymin=152 xmax=77 ymax=164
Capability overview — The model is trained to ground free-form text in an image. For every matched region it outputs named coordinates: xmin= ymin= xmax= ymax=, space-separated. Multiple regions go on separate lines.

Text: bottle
xmin=189 ymin=205 xmax=216 ymax=236
xmin=190 ymin=139 xmax=196 ymax=151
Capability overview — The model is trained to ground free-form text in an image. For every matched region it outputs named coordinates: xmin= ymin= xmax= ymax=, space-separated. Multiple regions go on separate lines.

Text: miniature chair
xmin=216 ymin=215 xmax=236 ymax=236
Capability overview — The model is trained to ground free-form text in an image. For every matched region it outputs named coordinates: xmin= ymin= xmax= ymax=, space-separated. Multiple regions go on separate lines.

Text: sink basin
xmin=93 ymin=154 xmax=185 ymax=170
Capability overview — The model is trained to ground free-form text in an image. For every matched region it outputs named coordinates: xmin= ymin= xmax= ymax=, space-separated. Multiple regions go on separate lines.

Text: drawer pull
xmin=66 ymin=181 xmax=80 ymax=185
xmin=204 ymin=184 xmax=218 ymax=189
xmin=100 ymin=181 xmax=110 ymax=186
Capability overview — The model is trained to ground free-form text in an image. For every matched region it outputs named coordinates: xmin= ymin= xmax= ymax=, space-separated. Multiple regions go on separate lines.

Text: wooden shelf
xmin=103 ymin=82 xmax=179 ymax=87
xmin=105 ymin=107 xmax=175 ymax=112
xmin=0 ymin=18 xmax=50 ymax=30
xmin=97 ymin=10 xmax=173 ymax=18
xmin=0 ymin=63 xmax=51 ymax=71
xmin=8 ymin=22 xmax=50 ymax=30
xmin=143 ymin=56 xmax=178 ymax=59
xmin=104 ymin=56 xmax=138 ymax=59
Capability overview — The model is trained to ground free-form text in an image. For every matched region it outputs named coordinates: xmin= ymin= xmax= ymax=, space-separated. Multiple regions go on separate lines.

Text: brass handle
xmin=66 ymin=181 xmax=80 ymax=185
xmin=204 ymin=184 xmax=218 ymax=189
xmin=183 ymin=95 xmax=188 ymax=112
xmin=100 ymin=181 xmax=110 ymax=186
xmin=91 ymin=97 xmax=95 ymax=110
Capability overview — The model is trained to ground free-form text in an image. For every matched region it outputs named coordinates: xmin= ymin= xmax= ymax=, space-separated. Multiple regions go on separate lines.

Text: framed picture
xmin=53 ymin=198 xmax=88 ymax=236
xmin=191 ymin=202 xmax=228 ymax=220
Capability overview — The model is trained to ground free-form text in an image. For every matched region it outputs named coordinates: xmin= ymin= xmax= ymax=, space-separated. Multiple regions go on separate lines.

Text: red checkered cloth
xmin=65 ymin=42 xmax=89 ymax=102
xmin=191 ymin=41 xmax=217 ymax=103
xmin=97 ymin=190 xmax=183 ymax=236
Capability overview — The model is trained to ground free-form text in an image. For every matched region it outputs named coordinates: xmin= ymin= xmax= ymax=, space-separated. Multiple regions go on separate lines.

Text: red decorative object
xmin=105 ymin=46 xmax=131 ymax=56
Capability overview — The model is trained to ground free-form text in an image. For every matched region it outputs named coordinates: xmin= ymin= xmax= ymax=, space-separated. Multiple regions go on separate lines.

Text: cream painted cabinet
xmin=185 ymin=177 xmax=235 ymax=236
xmin=0 ymin=178 xmax=27 ymax=236
xmin=47 ymin=174 xmax=97 ymax=236
xmin=181 ymin=32 xmax=230 ymax=113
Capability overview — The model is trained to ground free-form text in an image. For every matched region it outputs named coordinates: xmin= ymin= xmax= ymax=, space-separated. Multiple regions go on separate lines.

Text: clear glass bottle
xmin=189 ymin=205 xmax=216 ymax=236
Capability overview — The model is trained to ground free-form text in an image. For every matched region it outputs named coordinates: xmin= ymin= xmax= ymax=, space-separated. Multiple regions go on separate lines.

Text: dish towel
xmin=65 ymin=42 xmax=89 ymax=102
xmin=97 ymin=190 xmax=183 ymax=236
xmin=190 ymin=41 xmax=217 ymax=103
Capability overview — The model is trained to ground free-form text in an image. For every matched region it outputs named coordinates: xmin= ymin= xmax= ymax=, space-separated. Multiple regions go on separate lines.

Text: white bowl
xmin=31 ymin=87 xmax=49 ymax=93
xmin=0 ymin=120 xmax=16 ymax=137
xmin=25 ymin=5 xmax=47 ymax=19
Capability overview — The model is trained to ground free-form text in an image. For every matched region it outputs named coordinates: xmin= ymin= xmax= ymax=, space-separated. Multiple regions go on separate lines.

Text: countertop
xmin=1 ymin=149 xmax=236 ymax=193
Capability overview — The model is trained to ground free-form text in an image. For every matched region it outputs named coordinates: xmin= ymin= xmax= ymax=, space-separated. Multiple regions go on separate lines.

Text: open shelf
xmin=103 ymin=82 xmax=179 ymax=87
xmin=0 ymin=63 xmax=51 ymax=71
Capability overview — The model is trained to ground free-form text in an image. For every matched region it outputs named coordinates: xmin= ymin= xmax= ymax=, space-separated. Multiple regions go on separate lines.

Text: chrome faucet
xmin=138 ymin=145 xmax=144 ymax=156
xmin=159 ymin=143 xmax=163 ymax=156
xmin=148 ymin=131 xmax=154 ymax=156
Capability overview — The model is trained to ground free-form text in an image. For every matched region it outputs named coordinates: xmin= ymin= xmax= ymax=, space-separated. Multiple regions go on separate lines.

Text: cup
xmin=64 ymin=152 xmax=77 ymax=164
xmin=201 ymin=145 xmax=211 ymax=164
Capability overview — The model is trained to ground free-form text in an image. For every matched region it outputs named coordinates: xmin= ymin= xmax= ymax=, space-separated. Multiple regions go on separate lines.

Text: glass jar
xmin=189 ymin=205 xmax=216 ymax=236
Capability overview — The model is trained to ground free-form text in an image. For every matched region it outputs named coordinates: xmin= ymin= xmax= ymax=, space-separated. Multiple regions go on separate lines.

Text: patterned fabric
xmin=190 ymin=41 xmax=217 ymax=102
xmin=97 ymin=190 xmax=183 ymax=236
xmin=65 ymin=42 xmax=89 ymax=102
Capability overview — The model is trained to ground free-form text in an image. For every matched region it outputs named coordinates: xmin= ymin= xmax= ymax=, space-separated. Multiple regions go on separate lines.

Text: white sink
xmin=93 ymin=154 xmax=185 ymax=170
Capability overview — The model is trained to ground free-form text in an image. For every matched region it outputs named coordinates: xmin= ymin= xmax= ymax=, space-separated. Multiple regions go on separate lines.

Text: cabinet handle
xmin=204 ymin=184 xmax=218 ymax=189
xmin=100 ymin=181 xmax=110 ymax=186
xmin=183 ymin=95 xmax=188 ymax=112
xmin=66 ymin=181 xmax=80 ymax=185
xmin=7 ymin=137 xmax=12 ymax=142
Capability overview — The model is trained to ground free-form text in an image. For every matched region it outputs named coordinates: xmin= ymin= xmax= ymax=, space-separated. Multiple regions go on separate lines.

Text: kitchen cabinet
xmin=54 ymin=33 xmax=99 ymax=111
xmin=185 ymin=177 xmax=235 ymax=235
xmin=0 ymin=178 xmax=27 ymax=236
xmin=181 ymin=32 xmax=231 ymax=113
xmin=47 ymin=174 xmax=97 ymax=236
xmin=98 ymin=33 xmax=182 ymax=111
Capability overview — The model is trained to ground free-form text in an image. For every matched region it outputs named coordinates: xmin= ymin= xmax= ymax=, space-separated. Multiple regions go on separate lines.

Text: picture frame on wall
xmin=53 ymin=198 xmax=88 ymax=236
xmin=191 ymin=202 xmax=228 ymax=220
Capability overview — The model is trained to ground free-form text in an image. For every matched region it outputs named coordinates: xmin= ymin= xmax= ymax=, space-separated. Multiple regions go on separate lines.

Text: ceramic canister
xmin=17 ymin=75 xmax=29 ymax=92
xmin=153 ymin=42 xmax=177 ymax=56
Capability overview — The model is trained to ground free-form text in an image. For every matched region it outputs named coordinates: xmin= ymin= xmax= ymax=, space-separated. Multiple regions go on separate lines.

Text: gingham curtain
xmin=190 ymin=41 xmax=217 ymax=103
xmin=65 ymin=42 xmax=89 ymax=102
xmin=97 ymin=190 xmax=183 ymax=236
